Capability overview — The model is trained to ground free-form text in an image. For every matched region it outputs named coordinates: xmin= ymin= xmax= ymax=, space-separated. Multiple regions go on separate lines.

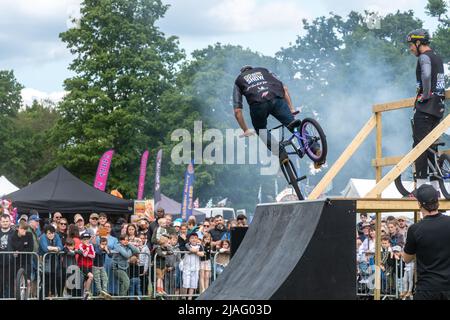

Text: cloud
xmin=0 ymin=0 xmax=79 ymax=63
xmin=21 ymin=88 xmax=66 ymax=106
xmin=159 ymin=0 xmax=313 ymax=36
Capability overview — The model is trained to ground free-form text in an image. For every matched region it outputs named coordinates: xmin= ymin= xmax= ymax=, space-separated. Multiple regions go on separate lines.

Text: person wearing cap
xmin=397 ymin=216 xmax=409 ymax=238
xmin=19 ymin=214 xmax=28 ymax=223
xmin=77 ymin=231 xmax=95 ymax=299
xmin=358 ymin=222 xmax=371 ymax=242
xmin=403 ymin=184 xmax=450 ymax=300
xmin=28 ymin=214 xmax=41 ymax=253
xmin=74 ymin=214 xmax=86 ymax=235
xmin=87 ymin=213 xmax=100 ymax=236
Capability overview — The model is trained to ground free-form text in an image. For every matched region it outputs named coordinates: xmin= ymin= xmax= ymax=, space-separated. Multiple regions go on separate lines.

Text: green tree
xmin=426 ymin=0 xmax=450 ymax=64
xmin=52 ymin=0 xmax=184 ymax=198
xmin=0 ymin=70 xmax=23 ymax=117
xmin=0 ymin=100 xmax=59 ymax=186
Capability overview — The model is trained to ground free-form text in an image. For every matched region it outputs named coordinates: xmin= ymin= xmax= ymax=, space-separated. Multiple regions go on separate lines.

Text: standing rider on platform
xmin=406 ymin=29 xmax=446 ymax=192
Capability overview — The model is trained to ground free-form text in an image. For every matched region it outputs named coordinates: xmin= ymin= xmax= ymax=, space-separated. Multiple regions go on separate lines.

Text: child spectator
xmin=77 ymin=231 xmax=95 ymax=299
xmin=380 ymin=235 xmax=393 ymax=293
xmin=215 ymin=239 xmax=230 ymax=277
xmin=137 ymin=232 xmax=151 ymax=295
xmin=62 ymin=238 xmax=82 ymax=297
xmin=199 ymin=232 xmax=212 ymax=293
xmin=152 ymin=218 xmax=169 ymax=246
xmin=165 ymin=233 xmax=181 ymax=295
xmin=182 ymin=232 xmax=204 ymax=299
xmin=128 ymin=250 xmax=142 ymax=298
xmin=93 ymin=237 xmax=112 ymax=298
xmin=178 ymin=223 xmax=188 ymax=251
xmin=155 ymin=234 xmax=172 ymax=295
xmin=111 ymin=234 xmax=140 ymax=296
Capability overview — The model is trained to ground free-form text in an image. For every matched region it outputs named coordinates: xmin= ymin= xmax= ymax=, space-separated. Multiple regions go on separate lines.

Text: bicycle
xmin=395 ymin=120 xmax=450 ymax=199
xmin=268 ymin=111 xmax=328 ymax=200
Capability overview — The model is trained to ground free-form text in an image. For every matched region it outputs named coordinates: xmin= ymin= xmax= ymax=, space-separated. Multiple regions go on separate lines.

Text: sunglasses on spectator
xmin=59 ymin=223 xmax=67 ymax=226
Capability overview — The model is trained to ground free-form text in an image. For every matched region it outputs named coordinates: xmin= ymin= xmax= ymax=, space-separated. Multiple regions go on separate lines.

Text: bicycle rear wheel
xmin=438 ymin=154 xmax=450 ymax=199
xmin=280 ymin=158 xmax=304 ymax=200
xmin=300 ymin=118 xmax=327 ymax=164
xmin=394 ymin=165 xmax=416 ymax=197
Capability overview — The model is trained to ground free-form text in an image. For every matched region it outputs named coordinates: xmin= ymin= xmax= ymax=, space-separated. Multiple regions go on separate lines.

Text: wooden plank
xmin=356 ymin=199 xmax=450 ymax=212
xmin=372 ymin=97 xmax=416 ymax=113
xmin=308 ymin=115 xmax=376 ymax=200
xmin=375 ymin=112 xmax=382 ymax=183
xmin=372 ymin=89 xmax=449 ymax=113
xmin=365 ymin=114 xmax=450 ymax=198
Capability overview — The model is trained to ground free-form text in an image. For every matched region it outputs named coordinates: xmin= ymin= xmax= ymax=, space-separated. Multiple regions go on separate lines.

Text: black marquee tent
xmin=4 ymin=166 xmax=133 ymax=215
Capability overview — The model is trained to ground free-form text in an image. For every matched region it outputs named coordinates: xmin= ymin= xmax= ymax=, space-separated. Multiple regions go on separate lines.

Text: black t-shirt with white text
xmin=404 ymin=213 xmax=450 ymax=291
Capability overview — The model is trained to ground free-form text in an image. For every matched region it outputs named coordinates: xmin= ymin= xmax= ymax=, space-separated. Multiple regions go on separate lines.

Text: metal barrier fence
xmin=41 ymin=251 xmax=152 ymax=300
xmin=1 ymin=250 xmax=413 ymax=300
xmin=357 ymin=256 xmax=414 ymax=300
xmin=0 ymin=252 xmax=40 ymax=300
xmin=153 ymin=250 xmax=225 ymax=300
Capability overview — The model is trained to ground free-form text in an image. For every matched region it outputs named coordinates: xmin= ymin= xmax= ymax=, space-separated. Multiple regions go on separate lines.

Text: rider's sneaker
xmin=313 ymin=162 xmax=323 ymax=169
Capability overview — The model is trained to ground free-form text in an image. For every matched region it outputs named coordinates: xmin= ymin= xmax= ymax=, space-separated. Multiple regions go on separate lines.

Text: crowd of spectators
xmin=0 ymin=209 xmax=248 ymax=300
xmin=356 ymin=213 xmax=414 ymax=299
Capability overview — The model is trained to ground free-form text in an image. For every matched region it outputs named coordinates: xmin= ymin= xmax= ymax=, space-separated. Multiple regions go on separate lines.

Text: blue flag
xmin=181 ymin=161 xmax=195 ymax=220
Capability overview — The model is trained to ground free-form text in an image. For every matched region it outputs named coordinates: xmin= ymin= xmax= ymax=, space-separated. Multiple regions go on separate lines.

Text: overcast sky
xmin=0 ymin=0 xmax=440 ymax=104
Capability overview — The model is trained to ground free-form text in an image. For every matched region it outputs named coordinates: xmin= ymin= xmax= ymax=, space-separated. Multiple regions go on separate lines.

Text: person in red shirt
xmin=77 ymin=231 xmax=95 ymax=299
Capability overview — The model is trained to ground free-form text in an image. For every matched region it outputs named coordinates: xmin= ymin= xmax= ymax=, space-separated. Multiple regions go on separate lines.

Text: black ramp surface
xmin=199 ymin=199 xmax=356 ymax=300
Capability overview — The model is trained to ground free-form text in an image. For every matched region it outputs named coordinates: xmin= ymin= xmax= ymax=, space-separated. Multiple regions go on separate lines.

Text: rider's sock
xmin=416 ymin=178 xmax=428 ymax=189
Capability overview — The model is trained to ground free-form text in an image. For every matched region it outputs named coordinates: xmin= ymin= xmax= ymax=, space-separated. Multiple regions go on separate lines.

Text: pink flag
xmin=137 ymin=150 xmax=149 ymax=200
xmin=93 ymin=149 xmax=115 ymax=191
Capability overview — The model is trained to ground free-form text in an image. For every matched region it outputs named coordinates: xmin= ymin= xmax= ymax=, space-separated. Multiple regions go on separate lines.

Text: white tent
xmin=341 ymin=178 xmax=414 ymax=198
xmin=341 ymin=178 xmax=415 ymax=220
xmin=0 ymin=176 xmax=19 ymax=197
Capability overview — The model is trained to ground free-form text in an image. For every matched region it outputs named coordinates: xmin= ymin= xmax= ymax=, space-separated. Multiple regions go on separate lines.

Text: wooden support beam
xmin=308 ymin=115 xmax=376 ymax=200
xmin=372 ymin=150 xmax=450 ymax=168
xmin=365 ymin=114 xmax=450 ymax=198
xmin=356 ymin=199 xmax=450 ymax=212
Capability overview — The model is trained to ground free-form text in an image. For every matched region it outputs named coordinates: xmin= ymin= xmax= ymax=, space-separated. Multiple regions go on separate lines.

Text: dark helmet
xmin=240 ymin=65 xmax=253 ymax=73
xmin=406 ymin=29 xmax=430 ymax=45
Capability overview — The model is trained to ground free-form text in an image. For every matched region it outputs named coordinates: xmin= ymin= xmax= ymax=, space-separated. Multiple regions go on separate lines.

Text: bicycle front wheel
xmin=280 ymin=158 xmax=304 ymax=200
xmin=438 ymin=154 xmax=450 ymax=200
xmin=300 ymin=118 xmax=327 ymax=163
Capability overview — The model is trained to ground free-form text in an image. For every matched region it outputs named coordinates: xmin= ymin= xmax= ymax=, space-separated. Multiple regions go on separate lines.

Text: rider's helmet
xmin=406 ymin=29 xmax=430 ymax=45
xmin=240 ymin=65 xmax=253 ymax=73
